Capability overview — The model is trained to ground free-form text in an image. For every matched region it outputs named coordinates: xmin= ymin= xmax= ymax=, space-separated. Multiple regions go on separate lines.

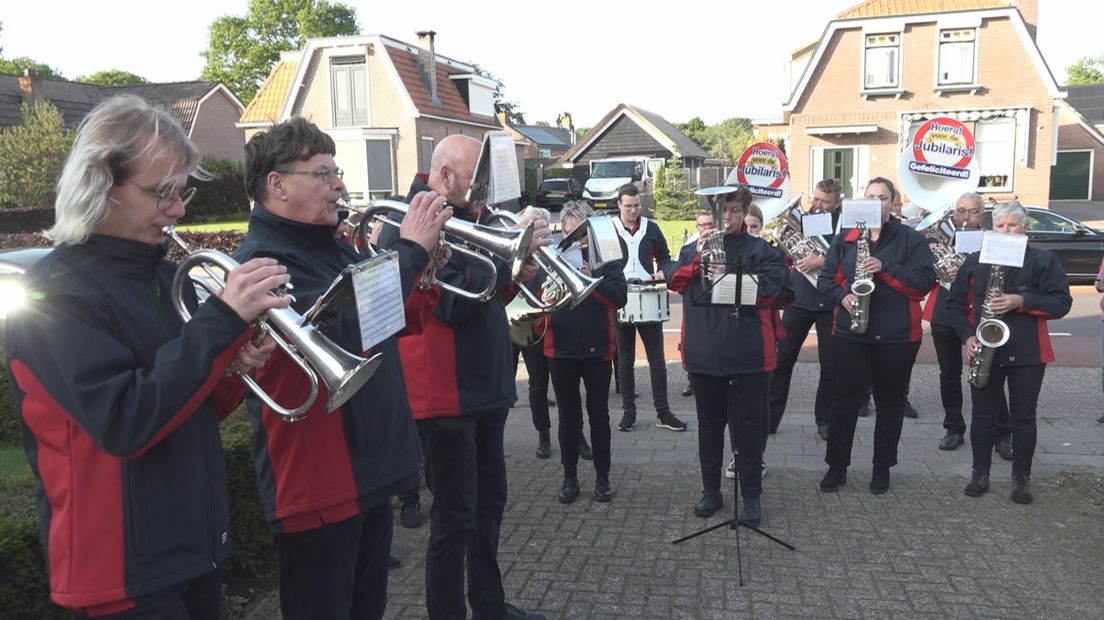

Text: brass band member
xmin=5 ymin=95 xmax=287 ymax=618
xmin=818 ymin=177 xmax=935 ymax=494
xmin=947 ymin=201 xmax=1071 ymax=504
xmin=668 ymin=187 xmax=788 ymax=525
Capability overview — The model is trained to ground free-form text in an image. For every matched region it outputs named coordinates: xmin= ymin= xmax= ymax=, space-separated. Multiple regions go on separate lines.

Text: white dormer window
xmin=864 ymin=33 xmax=900 ymax=89
xmin=331 ymin=57 xmax=367 ymax=127
xmin=938 ymin=29 xmax=977 ymax=86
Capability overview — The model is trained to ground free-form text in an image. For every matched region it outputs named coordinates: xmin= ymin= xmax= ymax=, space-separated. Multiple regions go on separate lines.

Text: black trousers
xmin=72 ymin=568 xmax=222 ymax=619
xmin=931 ymin=324 xmax=1011 ymax=438
xmin=825 ymin=338 xmax=921 ymax=469
xmin=274 ymin=501 xmax=393 ymax=620
xmin=969 ymin=364 xmax=1046 ymax=477
xmin=614 ymin=321 xmax=671 ymax=417
xmin=690 ymin=372 xmax=767 ymax=499
xmin=768 ymin=306 xmax=833 ymax=429
xmin=548 ymin=358 xmax=613 ymax=477
xmin=418 ymin=410 xmax=509 ymax=620
xmin=513 ymin=342 xmax=551 ymax=432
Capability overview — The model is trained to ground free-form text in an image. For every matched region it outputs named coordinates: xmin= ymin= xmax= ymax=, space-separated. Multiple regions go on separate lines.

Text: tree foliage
xmin=0 ymin=102 xmax=75 ymax=208
xmin=74 ymin=69 xmax=148 ymax=86
xmin=676 ymin=117 xmax=756 ymax=165
xmin=1067 ymin=56 xmax=1104 ymax=85
xmin=200 ymin=0 xmax=360 ymax=104
xmin=0 ymin=57 xmax=64 ymax=80
xmin=652 ymin=157 xmax=697 ymax=221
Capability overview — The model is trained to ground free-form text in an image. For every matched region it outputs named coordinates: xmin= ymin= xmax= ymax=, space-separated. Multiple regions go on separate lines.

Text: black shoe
xmin=557 ymin=476 xmax=579 ymax=504
xmin=388 ymin=554 xmax=402 ymax=569
xmin=857 ymin=400 xmax=871 ymax=417
xmin=618 ymin=412 xmax=636 ymax=432
xmin=594 ymin=475 xmax=612 ymax=502
xmin=939 ymin=432 xmax=965 ymax=451
xmin=578 ymin=433 xmax=593 ymax=461
xmin=994 ymin=437 xmax=1013 ymax=461
xmin=546 ymin=397 xmax=556 ymax=407
xmin=399 ymin=500 xmax=423 ymax=529
xmin=819 ymin=466 xmax=847 ymax=492
xmin=903 ymin=401 xmax=919 ymax=419
xmin=1011 ymin=475 xmax=1033 ymax=504
xmin=693 ymin=490 xmax=723 ymax=517
xmin=680 ymin=383 xmax=694 ymax=397
xmin=503 ymin=602 xmax=547 ymax=620
xmin=964 ymin=470 xmax=990 ymax=497
xmin=817 ymin=423 xmax=829 ymax=441
xmin=536 ymin=430 xmax=551 ymax=460
xmin=1097 ymin=414 xmax=1104 ymax=424
xmin=741 ymin=497 xmax=762 ymax=527
xmin=870 ymin=467 xmax=891 ymax=494
xmin=656 ymin=412 xmax=688 ymax=432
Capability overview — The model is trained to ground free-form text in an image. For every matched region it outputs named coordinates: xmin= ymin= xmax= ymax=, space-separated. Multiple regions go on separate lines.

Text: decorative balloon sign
xmin=898 ymin=116 xmax=981 ymax=213
xmin=726 ymin=141 xmax=791 ymax=219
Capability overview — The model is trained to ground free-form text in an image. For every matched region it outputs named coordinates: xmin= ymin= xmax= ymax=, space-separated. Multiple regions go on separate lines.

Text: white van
xmin=583 ymin=156 xmax=664 ymax=208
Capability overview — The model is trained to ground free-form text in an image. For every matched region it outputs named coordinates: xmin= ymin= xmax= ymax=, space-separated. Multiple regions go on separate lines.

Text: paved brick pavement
xmin=246 ymin=362 xmax=1104 ymax=619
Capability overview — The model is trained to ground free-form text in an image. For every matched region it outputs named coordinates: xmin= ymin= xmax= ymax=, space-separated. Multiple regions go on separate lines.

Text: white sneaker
xmin=725 ymin=458 xmax=736 ymax=479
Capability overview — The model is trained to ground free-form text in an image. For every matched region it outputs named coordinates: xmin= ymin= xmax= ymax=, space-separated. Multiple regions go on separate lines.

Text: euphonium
xmin=849 ymin=222 xmax=874 ymax=335
xmin=763 ymin=194 xmax=826 ymax=286
xmin=920 ymin=210 xmax=965 ymax=290
xmin=165 ymin=227 xmax=382 ymax=422
xmin=968 ymin=264 xmax=1010 ymax=388
xmin=694 ymin=186 xmax=739 ymax=284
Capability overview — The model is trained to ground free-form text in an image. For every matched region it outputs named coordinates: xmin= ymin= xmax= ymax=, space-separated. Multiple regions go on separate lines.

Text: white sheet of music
xmin=954 ymin=230 xmax=984 ymax=253
xmin=352 ymin=252 xmax=406 ymax=351
xmin=979 ymin=232 xmax=1027 ymax=268
xmin=488 ymin=134 xmax=520 ymax=204
xmin=841 ymin=200 xmax=882 ymax=229
xmin=803 ymin=212 xmax=833 ymax=237
xmin=710 ymin=273 xmax=758 ymax=306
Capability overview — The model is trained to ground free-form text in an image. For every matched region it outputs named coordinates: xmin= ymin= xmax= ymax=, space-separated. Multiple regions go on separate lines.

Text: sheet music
xmin=351 ymin=252 xmax=406 ymax=351
xmin=979 ymin=232 xmax=1027 ymax=268
xmin=709 ymin=273 xmax=759 ymax=306
xmin=841 ymin=199 xmax=882 ymax=229
xmin=802 ymin=212 xmax=833 ymax=237
xmin=954 ymin=230 xmax=984 ymax=254
xmin=488 ymin=133 xmax=520 ymax=204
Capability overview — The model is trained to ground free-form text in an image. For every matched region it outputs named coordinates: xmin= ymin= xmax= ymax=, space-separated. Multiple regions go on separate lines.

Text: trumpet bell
xmin=297 ymin=324 xmax=385 ymax=412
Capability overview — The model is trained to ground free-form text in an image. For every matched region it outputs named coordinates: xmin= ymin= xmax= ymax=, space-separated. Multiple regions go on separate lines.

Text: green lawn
xmin=0 ymin=445 xmax=32 ymax=491
xmin=654 ymin=219 xmax=695 ymax=255
xmin=177 ymin=220 xmax=249 ymax=233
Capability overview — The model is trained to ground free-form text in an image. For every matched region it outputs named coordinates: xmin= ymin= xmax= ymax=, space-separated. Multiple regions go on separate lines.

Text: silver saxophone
xmin=968 ymin=264 xmax=1010 ymax=389
xmin=849 ymin=222 xmax=874 ymax=334
xmin=765 ymin=194 xmax=827 ymax=286
xmin=920 ymin=210 xmax=965 ymax=290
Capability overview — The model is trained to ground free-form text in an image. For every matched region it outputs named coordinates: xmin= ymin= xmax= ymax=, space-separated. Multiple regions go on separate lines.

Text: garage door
xmin=1050 ymin=151 xmax=1091 ymax=200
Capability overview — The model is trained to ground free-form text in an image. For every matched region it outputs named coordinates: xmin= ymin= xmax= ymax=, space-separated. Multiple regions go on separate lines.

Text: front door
xmin=1050 ymin=151 xmax=1091 ymax=200
xmin=824 ymin=148 xmax=854 ymax=198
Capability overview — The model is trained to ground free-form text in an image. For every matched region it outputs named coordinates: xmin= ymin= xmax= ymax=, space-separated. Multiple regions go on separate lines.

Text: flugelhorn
xmin=349 ymin=199 xmax=535 ymax=302
xmin=694 ymin=186 xmax=738 ymax=284
xmin=165 ymin=227 xmax=382 ymax=422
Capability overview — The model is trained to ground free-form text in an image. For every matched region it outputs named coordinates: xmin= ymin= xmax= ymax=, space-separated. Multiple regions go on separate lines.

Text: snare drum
xmin=617 ymin=283 xmax=670 ymax=324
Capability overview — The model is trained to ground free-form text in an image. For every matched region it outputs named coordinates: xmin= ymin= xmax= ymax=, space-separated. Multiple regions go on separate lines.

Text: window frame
xmin=330 ymin=56 xmax=369 ymax=128
xmin=935 ymin=27 xmax=979 ymax=89
xmin=862 ymin=32 xmax=902 ymax=93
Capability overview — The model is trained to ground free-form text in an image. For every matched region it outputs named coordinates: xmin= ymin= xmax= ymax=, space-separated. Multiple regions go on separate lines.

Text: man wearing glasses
xmin=925 ymin=192 xmax=1012 ymax=456
xmin=235 ymin=117 xmax=450 ymax=619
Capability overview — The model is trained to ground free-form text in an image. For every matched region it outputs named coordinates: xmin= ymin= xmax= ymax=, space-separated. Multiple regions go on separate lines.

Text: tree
xmin=676 ymin=117 xmax=709 ymax=150
xmin=0 ymin=101 xmax=75 ymax=208
xmin=1067 ymin=56 xmax=1104 ymax=85
xmin=75 ymin=69 xmax=148 ymax=86
xmin=533 ymin=120 xmax=551 ymax=127
xmin=468 ymin=63 xmax=523 ymax=125
xmin=0 ymin=56 xmax=64 ymax=80
xmin=652 ymin=157 xmax=698 ymax=221
xmin=200 ymin=0 xmax=359 ymax=104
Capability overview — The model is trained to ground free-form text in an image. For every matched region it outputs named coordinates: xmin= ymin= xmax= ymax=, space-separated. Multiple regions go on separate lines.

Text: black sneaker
xmin=693 ymin=490 xmax=723 ymax=517
xmin=503 ymin=603 xmax=547 ymax=620
xmin=594 ymin=476 xmax=612 ymax=502
xmin=1097 ymin=414 xmax=1104 ymax=424
xmin=870 ymin=467 xmax=891 ymax=494
xmin=388 ymin=555 xmax=402 ymax=569
xmin=618 ymin=412 xmax=636 ymax=432
xmin=578 ymin=432 xmax=593 ymax=461
xmin=938 ymin=432 xmax=964 ymax=451
xmin=399 ymin=500 xmax=423 ymax=529
xmin=819 ymin=466 xmax=847 ymax=492
xmin=656 ymin=413 xmax=687 ymax=432
xmin=1011 ymin=475 xmax=1033 ymax=504
xmin=557 ymin=477 xmax=579 ymax=504
xmin=535 ymin=430 xmax=551 ymax=460
xmin=741 ymin=497 xmax=762 ymax=527
xmin=680 ymin=383 xmax=694 ymax=397
xmin=903 ymin=401 xmax=919 ymax=419
xmin=964 ymin=470 xmax=989 ymax=497
xmin=994 ymin=437 xmax=1013 ymax=461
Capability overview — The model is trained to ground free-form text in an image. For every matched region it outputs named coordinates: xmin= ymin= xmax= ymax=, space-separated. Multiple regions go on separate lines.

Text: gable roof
xmin=562 ymin=103 xmax=710 ymax=162
xmin=240 ymin=60 xmax=299 ymax=125
xmin=1058 ymin=99 xmax=1104 ymax=148
xmin=836 ymin=0 xmax=1011 ymax=19
xmin=109 ymin=81 xmax=243 ymax=133
xmin=511 ymin=125 xmax=572 ymax=148
xmin=384 ymin=43 xmax=499 ymax=127
xmin=1065 ymin=84 xmax=1104 ymax=125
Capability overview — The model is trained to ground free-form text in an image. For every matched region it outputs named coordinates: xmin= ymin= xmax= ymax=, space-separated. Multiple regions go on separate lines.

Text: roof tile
xmin=836 ymin=0 xmax=1011 ymax=19
xmin=240 ymin=61 xmax=298 ymax=124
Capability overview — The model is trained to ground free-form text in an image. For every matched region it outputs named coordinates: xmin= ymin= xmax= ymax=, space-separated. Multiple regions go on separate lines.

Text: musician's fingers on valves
xmin=400 ymin=190 xmax=452 ymax=252
xmin=232 ymin=336 xmax=279 ymax=372
xmin=220 ymin=257 xmax=292 ymax=321
xmin=861 ymin=256 xmax=883 ymax=273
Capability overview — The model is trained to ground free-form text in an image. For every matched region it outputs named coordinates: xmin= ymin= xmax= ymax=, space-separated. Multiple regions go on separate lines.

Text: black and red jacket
xmin=5 ymin=235 xmax=251 ymax=615
xmin=542 ymin=254 xmax=628 ymax=361
xmin=818 ymin=218 xmax=936 ymax=343
xmin=668 ymin=231 xmax=789 ymax=376
xmin=378 ymin=177 xmax=519 ymax=419
xmin=946 ymin=246 xmax=1071 ymax=366
xmin=235 ymin=206 xmax=430 ymax=533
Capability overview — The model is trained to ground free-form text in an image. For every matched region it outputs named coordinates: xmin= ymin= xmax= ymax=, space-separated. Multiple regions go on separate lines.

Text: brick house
xmin=1053 ymin=85 xmax=1104 ymax=201
xmin=238 ymin=32 xmax=523 ymax=203
xmin=780 ymin=0 xmax=1080 ymax=208
xmin=0 ymin=72 xmax=246 ymax=162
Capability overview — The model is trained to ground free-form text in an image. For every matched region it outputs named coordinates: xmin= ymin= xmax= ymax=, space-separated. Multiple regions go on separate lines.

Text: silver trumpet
xmin=849 ymin=222 xmax=874 ymax=335
xmin=165 ymin=227 xmax=382 ymax=422
xmin=968 ymin=264 xmax=1010 ymax=388
xmin=348 ymin=198 xmax=535 ymax=302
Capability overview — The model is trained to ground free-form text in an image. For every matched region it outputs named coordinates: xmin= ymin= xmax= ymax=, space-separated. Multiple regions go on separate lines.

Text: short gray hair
xmin=956 ymin=192 xmax=983 ymax=208
xmin=992 ymin=200 xmax=1028 ymax=227
xmin=47 ymin=95 xmax=199 ymax=245
xmin=521 ymin=205 xmax=552 ymax=222
xmin=560 ymin=200 xmax=594 ymax=227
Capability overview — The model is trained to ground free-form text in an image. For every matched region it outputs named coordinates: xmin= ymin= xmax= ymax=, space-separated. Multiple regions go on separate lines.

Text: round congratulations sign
xmin=734 ymin=142 xmax=789 ymax=199
xmin=908 ymin=117 xmax=975 ymax=180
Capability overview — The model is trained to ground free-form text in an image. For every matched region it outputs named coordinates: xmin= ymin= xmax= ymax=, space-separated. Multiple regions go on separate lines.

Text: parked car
xmin=981 ymin=206 xmax=1104 ymax=284
xmin=534 ymin=178 xmax=584 ymax=211
xmin=0 ymin=248 xmax=52 ymax=356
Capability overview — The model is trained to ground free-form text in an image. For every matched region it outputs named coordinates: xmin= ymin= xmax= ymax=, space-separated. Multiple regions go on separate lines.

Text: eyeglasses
xmin=620 ymin=203 xmax=642 ymax=210
xmin=129 ymin=182 xmax=197 ymax=212
xmin=954 ymin=208 xmax=983 ymax=216
xmin=278 ymin=167 xmax=344 ymax=183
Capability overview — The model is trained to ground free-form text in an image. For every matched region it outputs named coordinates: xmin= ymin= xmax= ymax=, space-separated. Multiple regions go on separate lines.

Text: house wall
xmin=789 ymin=15 xmax=1057 ymax=206
xmin=575 ymin=116 xmax=671 ymax=171
xmin=1057 ymin=113 xmax=1104 ymax=201
xmin=190 ymin=91 xmax=245 ymax=163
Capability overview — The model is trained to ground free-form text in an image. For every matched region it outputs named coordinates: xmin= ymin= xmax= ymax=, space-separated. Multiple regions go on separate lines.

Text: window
xmin=365 ymin=139 xmax=394 ymax=198
xmin=975 ymin=118 xmax=1015 ymax=192
xmin=938 ymin=29 xmax=976 ymax=86
xmin=864 ymin=33 xmax=900 ymax=89
xmin=332 ymin=58 xmax=367 ymax=127
xmin=538 ymin=148 xmax=552 ymax=158
xmin=419 ymin=137 xmax=434 ymax=174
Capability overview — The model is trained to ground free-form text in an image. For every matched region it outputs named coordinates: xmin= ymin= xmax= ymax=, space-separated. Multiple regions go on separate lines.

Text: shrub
xmin=652 ymin=157 xmax=699 ymax=221
xmin=0 ymin=368 xmax=19 ymax=447
xmin=181 ymin=173 xmax=251 ymax=223
xmin=0 ymin=102 xmax=74 ymax=209
xmin=0 ymin=207 xmax=55 ymax=235
xmin=199 ymin=156 xmax=243 ymax=175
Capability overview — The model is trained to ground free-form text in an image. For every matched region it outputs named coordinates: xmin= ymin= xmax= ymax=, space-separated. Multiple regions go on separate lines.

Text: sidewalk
xmin=246 ymin=362 xmax=1104 ymax=619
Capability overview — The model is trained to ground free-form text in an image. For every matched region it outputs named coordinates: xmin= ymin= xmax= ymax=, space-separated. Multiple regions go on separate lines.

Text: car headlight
xmin=0 ymin=279 xmax=28 ymax=319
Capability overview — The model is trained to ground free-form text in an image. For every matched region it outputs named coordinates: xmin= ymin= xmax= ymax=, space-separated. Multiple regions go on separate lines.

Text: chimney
xmin=19 ymin=69 xmax=43 ymax=106
xmin=558 ymin=112 xmax=576 ymax=144
xmin=415 ymin=30 xmax=440 ymax=105
xmin=1013 ymin=0 xmax=1038 ymax=40
xmin=496 ymin=110 xmax=509 ymax=127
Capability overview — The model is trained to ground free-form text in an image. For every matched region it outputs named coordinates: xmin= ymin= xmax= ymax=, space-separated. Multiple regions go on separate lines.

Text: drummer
xmin=610 ymin=184 xmax=684 ymax=432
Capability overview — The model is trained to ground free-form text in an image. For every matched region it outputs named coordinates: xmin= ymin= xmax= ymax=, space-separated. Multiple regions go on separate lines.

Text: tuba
xmin=166 ymin=227 xmax=382 ymax=422
xmin=918 ymin=209 xmax=965 ymax=290
xmin=763 ymin=194 xmax=826 ymax=286
xmin=849 ymin=222 xmax=874 ymax=335
xmin=968 ymin=264 xmax=1010 ymax=388
xmin=694 ymin=186 xmax=739 ymax=284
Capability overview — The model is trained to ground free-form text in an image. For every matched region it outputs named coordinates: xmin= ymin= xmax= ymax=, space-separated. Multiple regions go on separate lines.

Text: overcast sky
xmin=1 ymin=0 xmax=1098 ymax=126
